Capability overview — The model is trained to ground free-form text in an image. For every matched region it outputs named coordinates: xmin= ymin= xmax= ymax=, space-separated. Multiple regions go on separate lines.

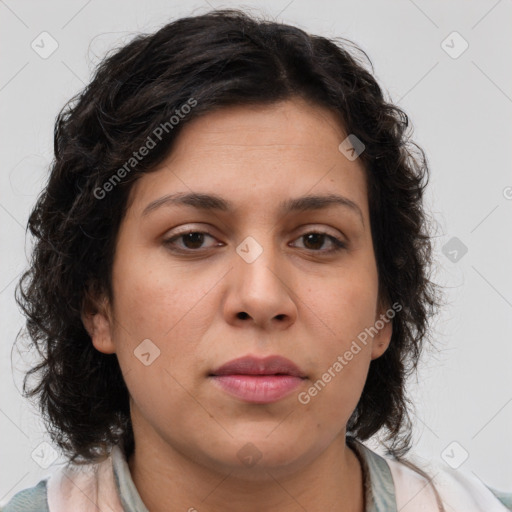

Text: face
xmin=85 ymin=97 xmax=392 ymax=479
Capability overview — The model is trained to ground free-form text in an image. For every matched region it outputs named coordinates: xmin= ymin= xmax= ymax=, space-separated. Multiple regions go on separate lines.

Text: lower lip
xmin=210 ymin=375 xmax=304 ymax=403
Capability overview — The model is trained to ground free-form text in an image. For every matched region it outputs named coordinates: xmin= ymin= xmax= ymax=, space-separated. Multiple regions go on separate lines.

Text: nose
xmin=222 ymin=236 xmax=298 ymax=331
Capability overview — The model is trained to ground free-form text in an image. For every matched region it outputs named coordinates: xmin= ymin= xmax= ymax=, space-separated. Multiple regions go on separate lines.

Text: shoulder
xmin=0 ymin=449 xmax=123 ymax=512
xmin=351 ymin=439 xmax=512 ymax=512
xmin=385 ymin=453 xmax=512 ymax=511
xmin=0 ymin=478 xmax=50 ymax=512
xmin=486 ymin=486 xmax=512 ymax=511
xmin=45 ymin=451 xmax=123 ymax=512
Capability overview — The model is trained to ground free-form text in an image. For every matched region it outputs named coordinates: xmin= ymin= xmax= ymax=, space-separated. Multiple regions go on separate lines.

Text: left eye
xmin=290 ymin=232 xmax=346 ymax=252
xmin=163 ymin=230 xmax=346 ymax=253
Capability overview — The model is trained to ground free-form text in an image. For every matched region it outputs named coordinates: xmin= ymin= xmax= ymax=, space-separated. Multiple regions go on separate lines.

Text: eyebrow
xmin=141 ymin=192 xmax=364 ymax=226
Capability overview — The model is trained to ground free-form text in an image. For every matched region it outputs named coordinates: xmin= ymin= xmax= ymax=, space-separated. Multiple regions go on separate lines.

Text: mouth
xmin=210 ymin=354 xmax=306 ymax=378
xmin=209 ymin=355 xmax=307 ymax=404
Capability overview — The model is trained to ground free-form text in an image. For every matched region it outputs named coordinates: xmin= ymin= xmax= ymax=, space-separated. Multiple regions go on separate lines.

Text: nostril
xmin=237 ymin=312 xmax=249 ymax=320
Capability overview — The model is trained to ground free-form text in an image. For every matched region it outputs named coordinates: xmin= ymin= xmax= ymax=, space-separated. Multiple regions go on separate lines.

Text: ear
xmin=81 ymin=285 xmax=116 ymax=355
xmin=370 ymin=298 xmax=394 ymax=361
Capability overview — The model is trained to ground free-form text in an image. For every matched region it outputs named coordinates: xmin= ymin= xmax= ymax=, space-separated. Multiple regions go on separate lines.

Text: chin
xmin=202 ymin=434 xmax=321 ymax=480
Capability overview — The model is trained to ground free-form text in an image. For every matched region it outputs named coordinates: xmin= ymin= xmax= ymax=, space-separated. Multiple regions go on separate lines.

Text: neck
xmin=127 ymin=424 xmax=365 ymax=512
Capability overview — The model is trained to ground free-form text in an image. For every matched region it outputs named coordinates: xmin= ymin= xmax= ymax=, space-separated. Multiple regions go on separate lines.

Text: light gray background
xmin=1 ymin=0 xmax=511 ymax=502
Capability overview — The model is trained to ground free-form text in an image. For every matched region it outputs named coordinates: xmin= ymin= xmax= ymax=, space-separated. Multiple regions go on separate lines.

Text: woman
xmin=3 ymin=9 xmax=511 ymax=512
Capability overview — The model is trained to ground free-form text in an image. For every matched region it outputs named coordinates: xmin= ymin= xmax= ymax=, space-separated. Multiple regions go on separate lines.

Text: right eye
xmin=162 ymin=230 xmax=223 ymax=253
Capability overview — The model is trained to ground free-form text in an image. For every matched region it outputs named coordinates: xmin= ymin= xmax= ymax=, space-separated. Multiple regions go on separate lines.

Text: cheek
xmin=108 ymin=255 xmax=206 ymax=420
xmin=304 ymin=263 xmax=379 ymax=343
xmin=298 ymin=278 xmax=375 ymax=423
xmin=297 ymin=262 xmax=378 ymax=400
xmin=111 ymin=251 xmax=211 ymax=341
xmin=109 ymin=249 xmax=224 ymax=389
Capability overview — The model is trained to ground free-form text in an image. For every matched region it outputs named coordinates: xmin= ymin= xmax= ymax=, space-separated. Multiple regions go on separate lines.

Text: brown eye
xmin=291 ymin=232 xmax=346 ymax=253
xmin=302 ymin=233 xmax=326 ymax=250
xmin=180 ymin=232 xmax=207 ymax=249
xmin=163 ymin=231 xmax=221 ymax=252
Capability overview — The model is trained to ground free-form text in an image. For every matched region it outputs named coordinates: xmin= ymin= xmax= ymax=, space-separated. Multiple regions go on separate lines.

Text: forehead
xmin=126 ymin=98 xmax=369 ymax=221
xmin=170 ymin=98 xmax=349 ymax=156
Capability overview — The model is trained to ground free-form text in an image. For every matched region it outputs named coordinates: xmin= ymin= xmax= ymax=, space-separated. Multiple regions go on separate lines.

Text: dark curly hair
xmin=15 ymin=8 xmax=441 ymax=465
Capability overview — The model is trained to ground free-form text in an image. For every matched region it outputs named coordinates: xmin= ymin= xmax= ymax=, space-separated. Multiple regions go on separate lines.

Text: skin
xmin=83 ymin=97 xmax=392 ymax=512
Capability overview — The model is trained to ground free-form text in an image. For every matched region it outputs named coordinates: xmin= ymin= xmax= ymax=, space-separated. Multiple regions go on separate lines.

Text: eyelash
xmin=162 ymin=229 xmax=347 ymax=255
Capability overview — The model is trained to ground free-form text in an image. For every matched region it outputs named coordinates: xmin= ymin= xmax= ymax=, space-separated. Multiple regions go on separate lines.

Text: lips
xmin=210 ymin=355 xmax=306 ymax=378
xmin=209 ymin=355 xmax=307 ymax=404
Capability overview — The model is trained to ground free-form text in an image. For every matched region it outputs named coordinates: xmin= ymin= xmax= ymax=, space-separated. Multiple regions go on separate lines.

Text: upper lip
xmin=210 ymin=355 xmax=306 ymax=378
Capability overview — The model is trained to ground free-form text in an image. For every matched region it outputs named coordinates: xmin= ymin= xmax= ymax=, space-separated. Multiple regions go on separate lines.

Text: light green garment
xmin=1 ymin=438 xmax=511 ymax=511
